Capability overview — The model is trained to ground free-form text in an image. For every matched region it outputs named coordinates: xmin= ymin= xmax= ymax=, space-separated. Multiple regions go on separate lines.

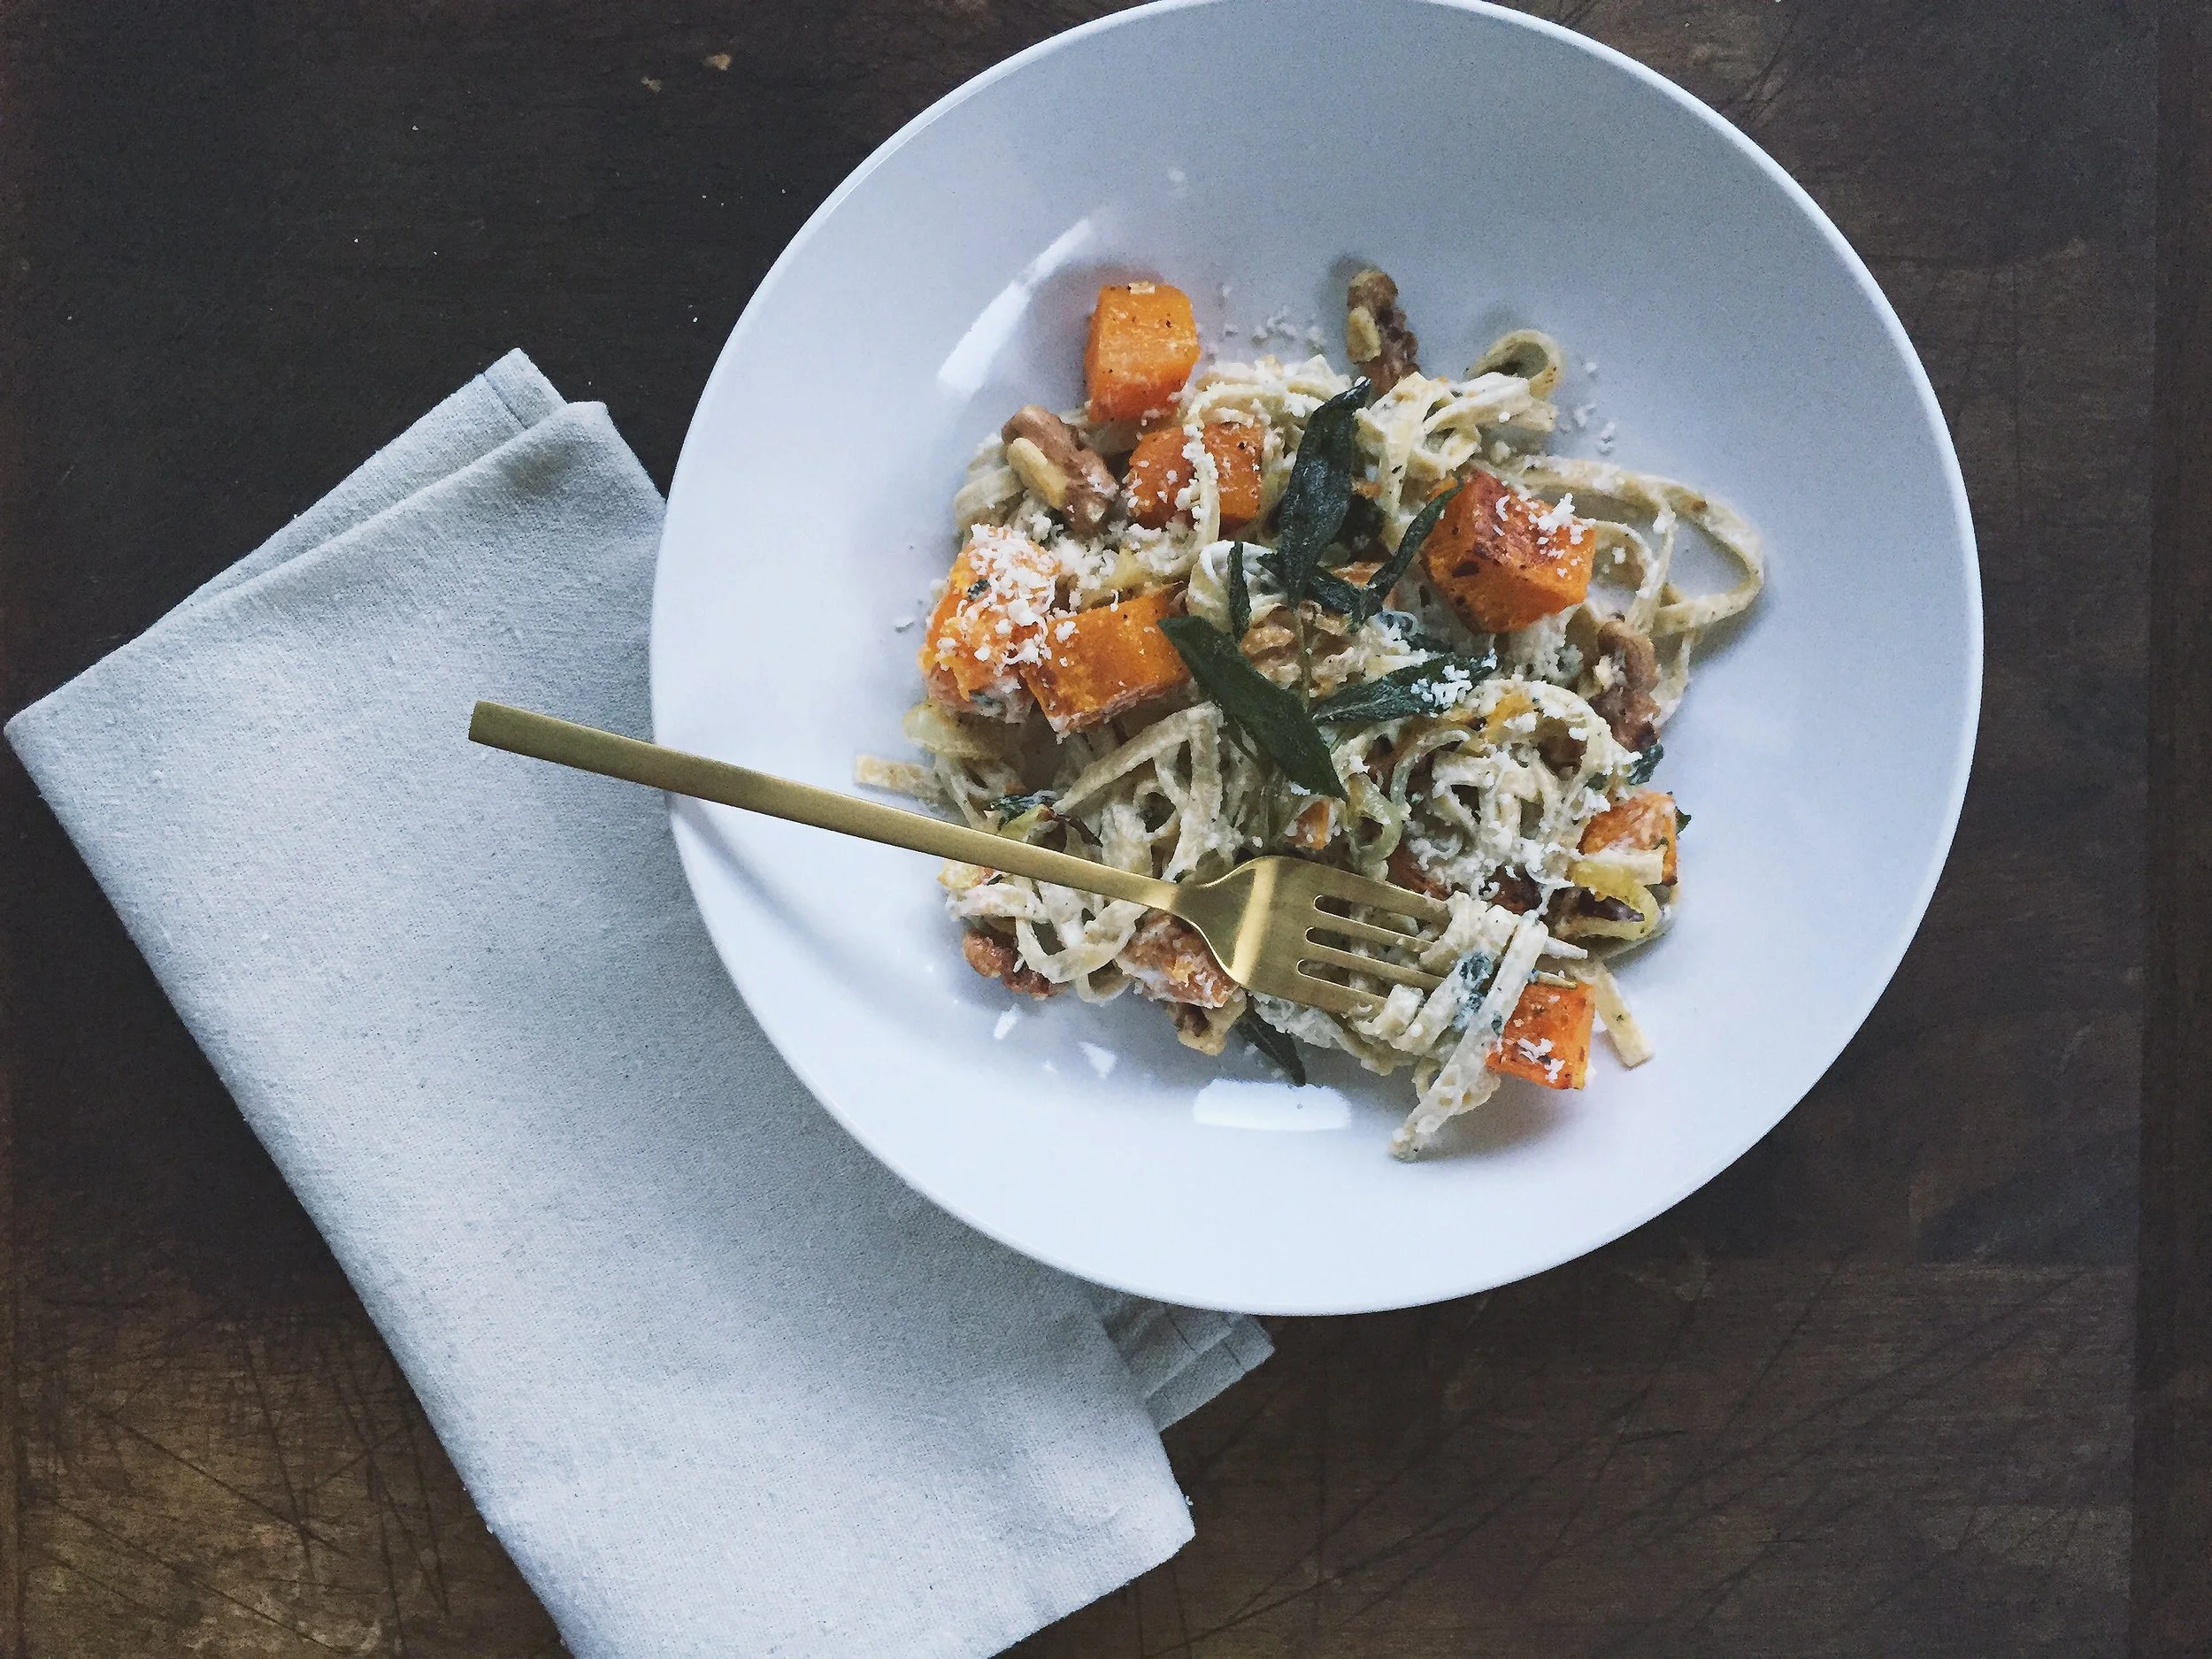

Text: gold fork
xmin=469 ymin=701 xmax=1453 ymax=1018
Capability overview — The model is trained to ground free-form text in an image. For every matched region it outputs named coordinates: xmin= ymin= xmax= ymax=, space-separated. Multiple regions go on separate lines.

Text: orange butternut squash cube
xmin=1422 ymin=471 xmax=1594 ymax=634
xmin=1487 ymin=981 xmax=1594 ymax=1090
xmin=1124 ymin=422 xmax=1265 ymax=530
xmin=1086 ymin=282 xmax=1202 ymax=422
xmin=1019 ymin=587 xmax=1191 ymax=733
xmin=918 ymin=526 xmax=1057 ymax=716
xmin=1122 ymin=427 xmax=1187 ymax=525
xmin=1579 ymin=790 xmax=1679 ymax=883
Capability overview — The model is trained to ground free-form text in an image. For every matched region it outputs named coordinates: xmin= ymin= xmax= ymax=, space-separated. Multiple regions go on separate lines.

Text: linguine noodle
xmin=864 ymin=278 xmax=1763 ymax=1157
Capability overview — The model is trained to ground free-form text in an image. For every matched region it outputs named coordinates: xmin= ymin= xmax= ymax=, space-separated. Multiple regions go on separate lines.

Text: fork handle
xmin=470 ymin=702 xmax=1185 ymax=912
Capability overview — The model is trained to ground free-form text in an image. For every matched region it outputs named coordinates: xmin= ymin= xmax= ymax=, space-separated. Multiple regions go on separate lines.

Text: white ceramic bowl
xmin=652 ymin=0 xmax=1978 ymax=1314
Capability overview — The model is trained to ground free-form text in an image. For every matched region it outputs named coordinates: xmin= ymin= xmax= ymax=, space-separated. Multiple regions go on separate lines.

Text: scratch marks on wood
xmin=19 ymin=1257 xmax=557 ymax=1655
xmin=1018 ymin=1265 xmax=2131 ymax=1659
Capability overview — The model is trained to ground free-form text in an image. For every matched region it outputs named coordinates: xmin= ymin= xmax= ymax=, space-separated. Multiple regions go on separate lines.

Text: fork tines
xmin=1294 ymin=869 xmax=1453 ymax=1008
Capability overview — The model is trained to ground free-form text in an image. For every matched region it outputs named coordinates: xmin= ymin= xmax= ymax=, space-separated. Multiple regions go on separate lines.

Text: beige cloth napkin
xmin=7 ymin=350 xmax=1270 ymax=1658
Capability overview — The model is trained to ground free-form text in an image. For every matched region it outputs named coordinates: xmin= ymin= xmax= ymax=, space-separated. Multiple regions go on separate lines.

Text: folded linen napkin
xmin=7 ymin=351 xmax=1269 ymax=1658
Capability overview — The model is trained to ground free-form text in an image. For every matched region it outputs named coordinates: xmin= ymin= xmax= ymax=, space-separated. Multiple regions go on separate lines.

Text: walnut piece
xmin=1386 ymin=844 xmax=1448 ymax=900
xmin=1118 ymin=913 xmax=1237 ymax=1009
xmin=1001 ymin=404 xmax=1118 ymax=535
xmin=1346 ymin=268 xmax=1420 ymax=393
xmin=1586 ymin=617 xmax=1661 ymax=754
xmin=961 ymin=927 xmax=1059 ymax=998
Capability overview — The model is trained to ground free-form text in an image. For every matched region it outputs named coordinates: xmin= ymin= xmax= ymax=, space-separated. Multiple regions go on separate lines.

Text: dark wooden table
xmin=0 ymin=1 xmax=2193 ymax=1653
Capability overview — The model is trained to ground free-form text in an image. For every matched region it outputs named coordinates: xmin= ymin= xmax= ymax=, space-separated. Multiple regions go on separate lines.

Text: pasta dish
xmin=856 ymin=270 xmax=1763 ymax=1157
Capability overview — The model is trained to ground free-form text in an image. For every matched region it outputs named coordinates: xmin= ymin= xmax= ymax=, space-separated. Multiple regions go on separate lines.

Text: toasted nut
xmin=1001 ymin=404 xmax=1117 ymax=535
xmin=962 ymin=927 xmax=1060 ymax=998
xmin=1004 ymin=437 xmax=1071 ymax=510
xmin=1287 ymin=797 xmax=1338 ymax=852
xmin=1347 ymin=268 xmax=1419 ymax=393
xmin=1586 ymin=617 xmax=1661 ymax=753
xmin=1386 ymin=845 xmax=1449 ymax=899
xmin=1118 ymin=913 xmax=1236 ymax=1008
xmin=1346 ymin=305 xmax=1383 ymax=364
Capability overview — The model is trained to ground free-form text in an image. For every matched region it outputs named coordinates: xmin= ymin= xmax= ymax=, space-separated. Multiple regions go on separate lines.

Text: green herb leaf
xmin=1448 ymin=951 xmax=1496 ymax=1032
xmin=1237 ymin=1010 xmax=1308 ymax=1086
xmin=1673 ymin=808 xmax=1692 ymax=834
xmin=1283 ymin=481 xmax=1461 ymax=627
xmin=1160 ymin=615 xmax=1346 ymax=798
xmin=1375 ymin=610 xmax=1456 ymax=653
xmin=1625 ymin=742 xmax=1664 ymax=786
xmin=1260 ymin=549 xmax=1387 ymax=630
xmin=1227 ymin=541 xmax=1252 ymax=641
xmin=1309 ymin=654 xmax=1496 ymax=726
xmin=989 ymin=788 xmax=1056 ymax=819
xmin=1364 ymin=483 xmax=1459 ymax=611
xmin=1299 ymin=563 xmax=1371 ymax=616
xmin=1272 ymin=379 xmax=1372 ymax=603
xmin=988 ymin=788 xmax=1057 ymax=839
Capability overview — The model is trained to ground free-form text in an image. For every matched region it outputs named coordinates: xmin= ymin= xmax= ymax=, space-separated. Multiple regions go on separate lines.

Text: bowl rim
xmin=653 ymin=0 xmax=1985 ymax=1314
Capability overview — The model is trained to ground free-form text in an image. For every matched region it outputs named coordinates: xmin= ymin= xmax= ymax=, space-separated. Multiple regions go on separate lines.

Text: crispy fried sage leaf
xmin=1227 ymin=541 xmax=1252 ymax=641
xmin=1297 ymin=562 xmax=1369 ymax=615
xmin=988 ymin=788 xmax=1056 ymax=821
xmin=988 ymin=788 xmax=1057 ymax=839
xmin=1160 ymin=615 xmax=1345 ymax=798
xmin=1272 ymin=379 xmax=1372 ymax=603
xmin=1447 ymin=950 xmax=1498 ymax=1032
xmin=1308 ymin=653 xmax=1497 ymax=726
xmin=1363 ymin=482 xmax=1459 ymax=611
xmin=1272 ymin=481 xmax=1461 ymax=627
xmin=1237 ymin=1010 xmax=1309 ymax=1086
xmin=1259 ymin=550 xmax=1381 ymax=626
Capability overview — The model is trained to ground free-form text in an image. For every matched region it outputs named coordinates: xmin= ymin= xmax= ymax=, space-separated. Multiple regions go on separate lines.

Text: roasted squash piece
xmin=1086 ymin=282 xmax=1202 ymax=421
xmin=1208 ymin=424 xmax=1266 ymax=526
xmin=1019 ymin=586 xmax=1190 ymax=733
xmin=918 ymin=526 xmax=1057 ymax=716
xmin=1121 ymin=427 xmax=1187 ymax=525
xmin=1579 ymin=790 xmax=1679 ymax=883
xmin=1486 ymin=981 xmax=1594 ymax=1090
xmin=1421 ymin=471 xmax=1594 ymax=634
xmin=1124 ymin=422 xmax=1265 ymax=530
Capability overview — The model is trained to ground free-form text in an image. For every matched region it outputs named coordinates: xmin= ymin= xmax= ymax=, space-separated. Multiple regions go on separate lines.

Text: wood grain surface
xmin=2139 ymin=0 xmax=2212 ymax=1652
xmin=0 ymin=0 xmax=2168 ymax=1654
